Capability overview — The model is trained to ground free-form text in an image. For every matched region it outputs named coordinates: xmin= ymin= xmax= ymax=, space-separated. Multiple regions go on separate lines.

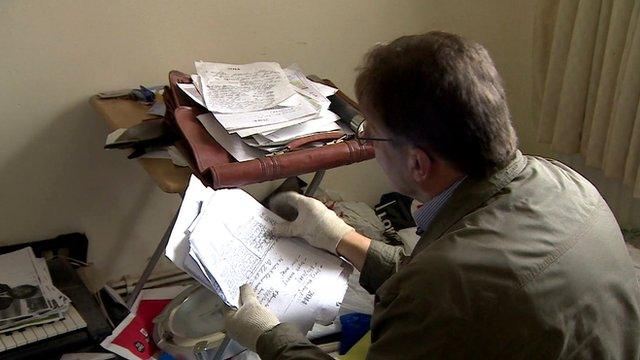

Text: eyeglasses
xmin=354 ymin=119 xmax=393 ymax=145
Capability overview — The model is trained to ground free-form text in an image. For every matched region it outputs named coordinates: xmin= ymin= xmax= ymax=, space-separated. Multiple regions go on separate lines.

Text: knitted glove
xmin=224 ymin=284 xmax=280 ymax=351
xmin=270 ymin=191 xmax=354 ymax=254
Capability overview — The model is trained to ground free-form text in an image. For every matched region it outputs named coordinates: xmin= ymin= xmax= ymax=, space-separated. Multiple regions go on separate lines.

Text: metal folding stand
xmin=126 ymin=205 xmax=181 ymax=309
xmin=127 ymin=211 xmax=183 ymax=309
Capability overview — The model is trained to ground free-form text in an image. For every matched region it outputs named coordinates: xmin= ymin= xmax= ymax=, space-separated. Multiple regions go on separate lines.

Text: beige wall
xmin=0 ymin=0 xmax=536 ymax=289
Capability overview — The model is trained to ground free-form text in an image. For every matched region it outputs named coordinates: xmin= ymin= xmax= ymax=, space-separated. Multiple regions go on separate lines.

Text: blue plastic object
xmin=157 ymin=352 xmax=175 ymax=360
xmin=339 ymin=312 xmax=372 ymax=354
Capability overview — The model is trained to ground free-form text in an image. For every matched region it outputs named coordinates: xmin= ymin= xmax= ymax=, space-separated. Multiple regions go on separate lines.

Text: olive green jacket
xmin=257 ymin=152 xmax=640 ymax=359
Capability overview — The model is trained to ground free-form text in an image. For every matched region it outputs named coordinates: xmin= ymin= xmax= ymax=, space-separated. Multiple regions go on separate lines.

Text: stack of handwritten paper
xmin=177 ymin=62 xmax=341 ymax=161
xmin=166 ymin=176 xmax=351 ymax=332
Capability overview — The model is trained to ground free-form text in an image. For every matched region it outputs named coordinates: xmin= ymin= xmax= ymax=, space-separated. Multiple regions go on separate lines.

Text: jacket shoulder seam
xmin=515 ymin=199 xmax=603 ymax=289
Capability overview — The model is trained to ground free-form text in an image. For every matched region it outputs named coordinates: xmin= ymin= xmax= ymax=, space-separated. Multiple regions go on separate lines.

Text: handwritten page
xmin=181 ymin=77 xmax=300 ymax=112
xmin=262 ymin=110 xmax=341 ymax=143
xmin=248 ymin=238 xmax=348 ymax=328
xmin=232 ymin=112 xmax=321 ymax=138
xmin=195 ymin=61 xmax=295 ymax=113
xmin=213 ymin=94 xmax=318 ymax=131
xmin=167 ymin=176 xmax=351 ymax=331
xmin=285 ymin=64 xmax=332 ymax=110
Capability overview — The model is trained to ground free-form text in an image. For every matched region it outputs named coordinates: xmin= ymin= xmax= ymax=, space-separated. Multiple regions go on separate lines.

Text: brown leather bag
xmin=165 ymin=70 xmax=374 ymax=189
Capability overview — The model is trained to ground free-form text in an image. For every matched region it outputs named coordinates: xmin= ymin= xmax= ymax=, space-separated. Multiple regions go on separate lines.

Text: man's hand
xmin=224 ymin=284 xmax=280 ymax=351
xmin=270 ymin=191 xmax=355 ymax=254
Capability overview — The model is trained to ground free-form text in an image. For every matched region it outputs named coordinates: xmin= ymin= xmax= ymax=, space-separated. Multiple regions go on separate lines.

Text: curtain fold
xmin=535 ymin=0 xmax=640 ymax=197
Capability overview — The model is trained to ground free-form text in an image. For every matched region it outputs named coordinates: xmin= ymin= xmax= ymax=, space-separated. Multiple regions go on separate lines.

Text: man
xmin=225 ymin=32 xmax=640 ymax=359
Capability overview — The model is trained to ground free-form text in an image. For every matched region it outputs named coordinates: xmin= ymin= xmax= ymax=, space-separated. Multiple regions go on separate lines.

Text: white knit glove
xmin=270 ymin=191 xmax=354 ymax=254
xmin=224 ymin=284 xmax=280 ymax=351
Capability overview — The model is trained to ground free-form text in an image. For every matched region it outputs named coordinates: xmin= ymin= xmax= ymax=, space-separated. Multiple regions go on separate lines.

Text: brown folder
xmin=165 ymin=71 xmax=374 ymax=189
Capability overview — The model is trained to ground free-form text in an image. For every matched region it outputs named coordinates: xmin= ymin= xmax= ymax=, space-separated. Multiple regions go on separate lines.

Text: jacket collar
xmin=408 ymin=150 xmax=527 ymax=260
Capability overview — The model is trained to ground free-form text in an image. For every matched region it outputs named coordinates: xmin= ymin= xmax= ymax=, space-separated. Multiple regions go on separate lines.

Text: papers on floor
xmin=166 ymin=176 xmax=351 ymax=332
xmin=100 ymin=286 xmax=189 ymax=360
xmin=179 ymin=61 xmax=342 ymax=161
xmin=0 ymin=248 xmax=71 ymax=334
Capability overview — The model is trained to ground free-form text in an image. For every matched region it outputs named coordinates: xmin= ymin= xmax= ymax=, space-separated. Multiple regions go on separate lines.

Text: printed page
xmin=0 ymin=248 xmax=51 ymax=322
xmin=195 ymin=61 xmax=295 ymax=113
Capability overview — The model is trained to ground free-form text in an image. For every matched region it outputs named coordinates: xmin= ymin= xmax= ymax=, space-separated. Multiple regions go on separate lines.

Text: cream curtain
xmin=534 ymin=0 xmax=640 ymax=197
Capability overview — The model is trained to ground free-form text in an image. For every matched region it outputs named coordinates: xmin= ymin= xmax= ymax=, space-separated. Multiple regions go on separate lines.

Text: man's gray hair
xmin=355 ymin=31 xmax=518 ymax=177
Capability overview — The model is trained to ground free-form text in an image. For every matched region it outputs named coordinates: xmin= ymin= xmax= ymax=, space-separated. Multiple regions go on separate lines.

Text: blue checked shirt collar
xmin=414 ymin=177 xmax=465 ymax=235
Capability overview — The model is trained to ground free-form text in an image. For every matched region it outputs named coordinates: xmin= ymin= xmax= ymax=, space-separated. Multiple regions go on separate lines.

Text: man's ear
xmin=407 ymin=146 xmax=431 ymax=183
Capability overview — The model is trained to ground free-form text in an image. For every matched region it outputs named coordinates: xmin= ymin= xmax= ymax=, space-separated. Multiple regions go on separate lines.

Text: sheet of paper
xmin=285 ymin=64 xmax=332 ymax=110
xmin=178 ymin=183 xmax=350 ymax=330
xmin=278 ymin=94 xmax=301 ymax=107
xmin=191 ymin=74 xmax=203 ymax=95
xmin=213 ymin=95 xmax=318 ymax=131
xmin=312 ymin=81 xmax=339 ymax=97
xmin=195 ymin=61 xmax=295 ymax=113
xmin=0 ymin=248 xmax=71 ymax=333
xmin=105 ymin=128 xmax=126 ymax=146
xmin=187 ymin=247 xmax=227 ymax=302
xmin=196 ymin=113 xmax=267 ymax=161
xmin=241 ymin=137 xmax=287 ymax=152
xmin=188 ymin=75 xmax=297 ymax=108
xmin=136 ymin=146 xmax=187 ymax=167
xmin=164 ymin=176 xmax=227 ymax=299
xmin=34 ymin=258 xmax=70 ymax=311
xmin=262 ymin=110 xmax=341 ymax=143
xmin=177 ymin=83 xmax=206 ymax=107
xmin=0 ymin=248 xmax=52 ymax=322
xmin=248 ymin=238 xmax=347 ymax=327
xmin=253 ymin=122 xmax=340 ymax=146
xmin=232 ymin=112 xmax=321 ymax=138
xmin=166 ymin=176 xmax=216 ymax=272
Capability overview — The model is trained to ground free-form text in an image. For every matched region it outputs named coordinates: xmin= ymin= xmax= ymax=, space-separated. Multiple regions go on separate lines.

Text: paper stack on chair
xmin=0 ymin=248 xmax=71 ymax=333
xmin=165 ymin=176 xmax=351 ymax=332
xmin=177 ymin=62 xmax=341 ymax=161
